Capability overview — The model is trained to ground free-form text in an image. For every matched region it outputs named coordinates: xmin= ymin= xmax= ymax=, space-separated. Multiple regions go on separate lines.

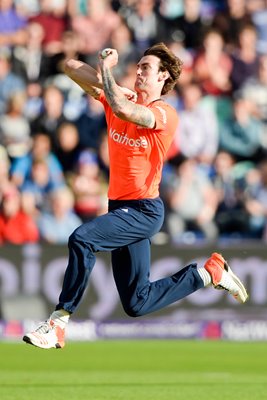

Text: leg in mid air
xmin=111 ymin=242 xmax=248 ymax=317
xmin=111 ymin=238 xmax=204 ymax=317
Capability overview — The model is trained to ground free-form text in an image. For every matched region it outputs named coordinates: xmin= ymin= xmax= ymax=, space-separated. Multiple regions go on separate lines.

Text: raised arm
xmin=99 ymin=49 xmax=156 ymax=129
xmin=64 ymin=58 xmax=138 ymax=104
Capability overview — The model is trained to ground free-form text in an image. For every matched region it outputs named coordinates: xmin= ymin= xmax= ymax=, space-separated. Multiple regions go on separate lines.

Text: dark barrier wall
xmin=0 ymin=243 xmax=266 ymax=322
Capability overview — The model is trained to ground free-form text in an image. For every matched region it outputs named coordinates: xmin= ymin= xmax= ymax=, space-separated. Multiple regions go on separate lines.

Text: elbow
xmin=64 ymin=59 xmax=78 ymax=76
xmin=63 ymin=59 xmax=72 ymax=75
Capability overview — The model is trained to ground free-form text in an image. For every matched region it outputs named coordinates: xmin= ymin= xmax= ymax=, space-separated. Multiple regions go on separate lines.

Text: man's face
xmin=134 ymin=55 xmax=162 ymax=93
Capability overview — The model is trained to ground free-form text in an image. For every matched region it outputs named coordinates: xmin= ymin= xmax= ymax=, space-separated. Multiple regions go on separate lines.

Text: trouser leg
xmin=56 ymin=198 xmax=164 ymax=313
xmin=112 ymin=239 xmax=204 ymax=317
xmin=56 ymin=234 xmax=96 ymax=313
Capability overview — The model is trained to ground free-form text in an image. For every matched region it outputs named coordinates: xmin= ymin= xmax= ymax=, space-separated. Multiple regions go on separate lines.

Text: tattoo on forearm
xmin=101 ymin=67 xmax=121 ymax=110
xmin=101 ymin=66 xmax=154 ymax=128
xmin=129 ymin=105 xmax=155 ymax=127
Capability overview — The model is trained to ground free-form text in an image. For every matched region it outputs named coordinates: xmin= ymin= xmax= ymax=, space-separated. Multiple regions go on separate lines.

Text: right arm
xmin=64 ymin=58 xmax=137 ymax=102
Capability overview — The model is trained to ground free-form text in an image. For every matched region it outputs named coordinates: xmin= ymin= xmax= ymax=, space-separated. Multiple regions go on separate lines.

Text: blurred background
xmin=0 ymin=0 xmax=267 ymax=342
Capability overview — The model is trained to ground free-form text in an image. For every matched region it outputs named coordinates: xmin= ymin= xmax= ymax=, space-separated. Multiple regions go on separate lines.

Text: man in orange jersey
xmin=23 ymin=43 xmax=248 ymax=349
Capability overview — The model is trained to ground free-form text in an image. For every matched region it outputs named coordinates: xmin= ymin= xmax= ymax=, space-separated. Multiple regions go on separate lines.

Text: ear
xmin=158 ymin=70 xmax=170 ymax=82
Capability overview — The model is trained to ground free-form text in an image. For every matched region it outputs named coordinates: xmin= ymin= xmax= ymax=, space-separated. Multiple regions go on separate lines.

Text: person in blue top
xmin=11 ymin=132 xmax=65 ymax=189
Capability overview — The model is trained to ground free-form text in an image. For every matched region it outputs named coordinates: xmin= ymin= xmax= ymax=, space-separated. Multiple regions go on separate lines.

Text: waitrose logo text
xmin=109 ymin=128 xmax=148 ymax=148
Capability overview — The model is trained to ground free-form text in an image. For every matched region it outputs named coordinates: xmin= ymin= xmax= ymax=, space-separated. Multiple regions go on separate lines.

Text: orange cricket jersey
xmin=99 ymin=92 xmax=179 ymax=200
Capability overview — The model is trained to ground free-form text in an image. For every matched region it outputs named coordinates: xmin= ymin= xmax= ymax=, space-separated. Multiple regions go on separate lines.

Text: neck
xmin=137 ymin=92 xmax=162 ymax=106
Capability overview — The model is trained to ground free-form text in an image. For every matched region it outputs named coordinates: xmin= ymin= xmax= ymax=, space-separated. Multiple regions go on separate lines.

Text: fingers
xmin=99 ymin=48 xmax=118 ymax=69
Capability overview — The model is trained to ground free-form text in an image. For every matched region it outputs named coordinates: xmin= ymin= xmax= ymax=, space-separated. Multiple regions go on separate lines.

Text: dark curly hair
xmin=144 ymin=42 xmax=183 ymax=95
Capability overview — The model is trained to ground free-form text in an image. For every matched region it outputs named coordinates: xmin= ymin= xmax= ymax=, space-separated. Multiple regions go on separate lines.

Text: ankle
xmin=197 ymin=267 xmax=212 ymax=287
xmin=51 ymin=309 xmax=70 ymax=327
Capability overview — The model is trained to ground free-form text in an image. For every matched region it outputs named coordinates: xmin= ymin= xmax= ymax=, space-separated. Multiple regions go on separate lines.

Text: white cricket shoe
xmin=204 ymin=252 xmax=248 ymax=303
xmin=23 ymin=319 xmax=65 ymax=349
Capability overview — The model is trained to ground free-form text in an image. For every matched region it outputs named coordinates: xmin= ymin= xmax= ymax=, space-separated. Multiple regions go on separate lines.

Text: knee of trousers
xmin=68 ymin=228 xmax=82 ymax=246
xmin=121 ymin=299 xmax=146 ymax=318
xmin=68 ymin=227 xmax=94 ymax=253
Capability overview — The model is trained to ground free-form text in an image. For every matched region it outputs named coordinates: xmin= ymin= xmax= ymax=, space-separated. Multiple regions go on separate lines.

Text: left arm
xmin=99 ymin=49 xmax=156 ymax=128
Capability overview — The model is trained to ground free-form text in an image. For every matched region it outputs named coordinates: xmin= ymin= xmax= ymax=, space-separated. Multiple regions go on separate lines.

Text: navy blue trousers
xmin=56 ymin=197 xmax=204 ymax=316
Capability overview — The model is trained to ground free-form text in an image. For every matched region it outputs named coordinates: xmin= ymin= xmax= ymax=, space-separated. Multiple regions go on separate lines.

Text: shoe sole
xmin=215 ymin=261 xmax=248 ymax=303
xmin=22 ymin=335 xmax=63 ymax=349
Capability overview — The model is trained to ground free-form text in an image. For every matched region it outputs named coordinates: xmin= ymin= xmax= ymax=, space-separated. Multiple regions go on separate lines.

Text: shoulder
xmin=150 ymin=100 xmax=178 ymax=121
xmin=149 ymin=100 xmax=177 ymax=112
xmin=148 ymin=100 xmax=178 ymax=133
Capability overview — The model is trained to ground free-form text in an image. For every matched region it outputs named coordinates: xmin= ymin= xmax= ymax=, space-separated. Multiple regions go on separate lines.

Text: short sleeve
xmin=149 ymin=102 xmax=178 ymax=135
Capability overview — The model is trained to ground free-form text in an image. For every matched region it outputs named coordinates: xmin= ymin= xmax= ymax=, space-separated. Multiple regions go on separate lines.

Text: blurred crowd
xmin=0 ymin=0 xmax=267 ymax=245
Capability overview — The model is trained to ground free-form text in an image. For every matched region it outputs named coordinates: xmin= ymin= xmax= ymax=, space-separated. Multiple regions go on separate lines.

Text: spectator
xmin=240 ymin=54 xmax=267 ymax=129
xmin=67 ymin=0 xmax=88 ymax=17
xmin=30 ymin=85 xmax=68 ymax=151
xmin=124 ymin=0 xmax=168 ymax=54
xmin=23 ymin=80 xmax=43 ymax=122
xmin=115 ymin=61 xmax=137 ymax=92
xmin=244 ymin=158 xmax=267 ymax=239
xmin=212 ymin=0 xmax=253 ymax=50
xmin=219 ymin=94 xmax=264 ymax=162
xmin=0 ymin=46 xmax=25 ymax=114
xmin=167 ymin=35 xmax=194 ymax=88
xmin=29 ymin=0 xmax=68 ymax=56
xmin=193 ymin=28 xmax=233 ymax=97
xmin=75 ymin=94 xmax=107 ymax=151
xmin=70 ymin=0 xmax=121 ymax=66
xmin=69 ymin=149 xmax=108 ymax=222
xmin=0 ymin=91 xmax=31 ymax=160
xmin=158 ymin=0 xmax=183 ymax=21
xmin=162 ymin=88 xmax=182 ymax=161
xmin=54 ymin=121 xmax=82 ymax=177
xmin=247 ymin=0 xmax=267 ymax=55
xmin=230 ymin=23 xmax=260 ymax=92
xmin=163 ymin=86 xmax=181 ymax=113
xmin=12 ymin=21 xmax=51 ymax=84
xmin=37 ymin=185 xmax=82 ymax=244
xmin=47 ymin=30 xmax=91 ymax=120
xmin=0 ymin=0 xmax=28 ymax=47
xmin=163 ymin=158 xmax=218 ymax=242
xmin=0 ymin=145 xmax=11 ymax=200
xmin=166 ymin=0 xmax=207 ymax=52
xmin=0 ymin=183 xmax=39 ymax=245
xmin=108 ymin=20 xmax=140 ymax=81
xmin=45 ymin=30 xmax=86 ymax=121
xmin=10 ymin=131 xmax=64 ymax=189
xmin=97 ymin=130 xmax=110 ymax=181
xmin=174 ymin=82 xmax=219 ymax=167
xmin=20 ymin=157 xmax=63 ymax=216
xmin=48 ymin=30 xmax=86 ymax=78
xmin=213 ymin=151 xmax=250 ymax=238
xmin=13 ymin=0 xmax=40 ymax=18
